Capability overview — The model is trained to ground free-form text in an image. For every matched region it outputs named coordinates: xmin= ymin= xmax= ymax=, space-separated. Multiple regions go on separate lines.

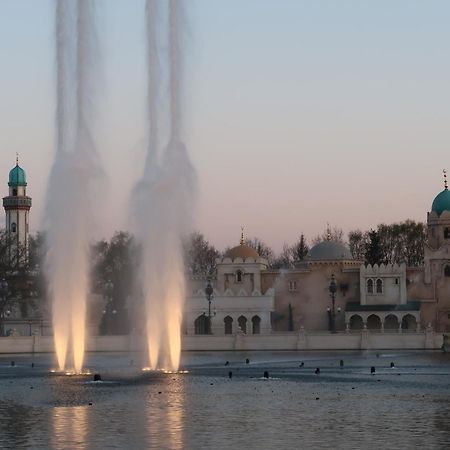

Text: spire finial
xmin=240 ymin=226 xmax=244 ymax=246
xmin=16 ymin=152 xmax=19 ymax=166
xmin=326 ymin=223 xmax=332 ymax=241
xmin=444 ymin=169 xmax=448 ymax=190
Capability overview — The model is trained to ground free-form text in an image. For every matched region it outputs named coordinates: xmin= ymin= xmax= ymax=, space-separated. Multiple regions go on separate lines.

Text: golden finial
xmin=240 ymin=226 xmax=244 ymax=245
xmin=16 ymin=152 xmax=19 ymax=166
xmin=326 ymin=223 xmax=332 ymax=241
xmin=444 ymin=169 xmax=448 ymax=190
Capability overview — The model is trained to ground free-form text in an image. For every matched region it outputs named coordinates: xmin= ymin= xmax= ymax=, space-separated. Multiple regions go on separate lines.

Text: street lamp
xmin=103 ymin=280 xmax=114 ymax=335
xmin=0 ymin=279 xmax=9 ymax=336
xmin=204 ymin=278 xmax=214 ymax=334
xmin=328 ymin=274 xmax=341 ymax=333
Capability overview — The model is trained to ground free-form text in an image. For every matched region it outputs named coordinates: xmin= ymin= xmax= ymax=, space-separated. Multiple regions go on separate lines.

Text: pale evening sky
xmin=1 ymin=0 xmax=449 ymax=252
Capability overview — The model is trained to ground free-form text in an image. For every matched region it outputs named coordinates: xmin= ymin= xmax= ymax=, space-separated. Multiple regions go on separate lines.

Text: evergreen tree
xmin=365 ymin=229 xmax=384 ymax=266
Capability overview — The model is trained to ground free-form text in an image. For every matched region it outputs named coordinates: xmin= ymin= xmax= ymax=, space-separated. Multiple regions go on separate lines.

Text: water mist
xmin=44 ymin=0 xmax=100 ymax=373
xmin=131 ymin=0 xmax=196 ymax=370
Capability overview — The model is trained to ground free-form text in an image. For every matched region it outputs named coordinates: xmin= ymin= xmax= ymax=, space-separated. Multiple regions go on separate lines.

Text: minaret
xmin=2 ymin=156 xmax=32 ymax=259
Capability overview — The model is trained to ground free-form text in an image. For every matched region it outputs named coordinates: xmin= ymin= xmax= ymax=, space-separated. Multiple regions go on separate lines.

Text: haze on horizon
xmin=1 ymin=0 xmax=449 ymax=253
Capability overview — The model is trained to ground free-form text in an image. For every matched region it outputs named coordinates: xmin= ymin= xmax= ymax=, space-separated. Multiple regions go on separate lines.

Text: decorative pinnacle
xmin=326 ymin=223 xmax=332 ymax=241
xmin=240 ymin=226 xmax=244 ymax=245
xmin=16 ymin=152 xmax=19 ymax=166
xmin=444 ymin=169 xmax=448 ymax=190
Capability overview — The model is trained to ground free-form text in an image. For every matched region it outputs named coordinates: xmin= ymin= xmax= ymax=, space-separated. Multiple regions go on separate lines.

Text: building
xmin=2 ymin=157 xmax=32 ymax=259
xmin=186 ymin=176 xmax=450 ymax=335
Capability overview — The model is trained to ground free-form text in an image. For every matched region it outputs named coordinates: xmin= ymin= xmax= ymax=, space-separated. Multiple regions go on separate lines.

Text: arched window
xmin=194 ymin=314 xmax=209 ymax=335
xmin=252 ymin=315 xmax=261 ymax=334
xmin=376 ymin=279 xmax=383 ymax=294
xmin=224 ymin=316 xmax=233 ymax=335
xmin=445 ymin=265 xmax=450 ymax=277
xmin=236 ymin=270 xmax=243 ymax=283
xmin=367 ymin=279 xmax=374 ymax=294
xmin=12 ymin=188 xmax=17 ymax=196
xmin=445 ymin=228 xmax=450 ymax=240
xmin=238 ymin=315 xmax=247 ymax=333
xmin=11 ymin=223 xmax=17 ymax=233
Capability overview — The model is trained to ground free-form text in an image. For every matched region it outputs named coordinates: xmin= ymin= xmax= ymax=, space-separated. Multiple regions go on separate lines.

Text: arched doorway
xmin=224 ymin=316 xmax=233 ymax=335
xmin=384 ymin=314 xmax=399 ymax=331
xmin=367 ymin=314 xmax=382 ymax=330
xmin=349 ymin=315 xmax=363 ymax=330
xmin=238 ymin=316 xmax=247 ymax=333
xmin=252 ymin=315 xmax=261 ymax=334
xmin=194 ymin=314 xmax=209 ymax=335
xmin=401 ymin=314 xmax=417 ymax=331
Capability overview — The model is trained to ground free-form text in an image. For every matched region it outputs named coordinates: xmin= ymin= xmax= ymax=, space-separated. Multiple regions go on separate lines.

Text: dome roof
xmin=307 ymin=240 xmax=352 ymax=261
xmin=431 ymin=188 xmax=450 ymax=216
xmin=8 ymin=165 xmax=27 ymax=187
xmin=226 ymin=243 xmax=259 ymax=260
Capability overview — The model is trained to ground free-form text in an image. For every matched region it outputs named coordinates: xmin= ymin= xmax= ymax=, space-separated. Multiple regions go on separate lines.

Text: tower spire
xmin=326 ymin=223 xmax=332 ymax=241
xmin=240 ymin=226 xmax=245 ymax=245
xmin=444 ymin=169 xmax=448 ymax=190
xmin=16 ymin=152 xmax=19 ymax=166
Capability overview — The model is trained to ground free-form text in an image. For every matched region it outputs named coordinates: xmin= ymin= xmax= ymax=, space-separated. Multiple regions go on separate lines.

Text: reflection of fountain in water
xmin=52 ymin=406 xmax=88 ymax=448
xmin=45 ymin=0 xmax=101 ymax=373
xmin=145 ymin=379 xmax=185 ymax=449
xmin=132 ymin=0 xmax=196 ymax=371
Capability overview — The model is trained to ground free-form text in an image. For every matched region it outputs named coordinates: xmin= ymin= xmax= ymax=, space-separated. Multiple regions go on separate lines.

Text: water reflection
xmin=52 ymin=405 xmax=88 ymax=449
xmin=0 ymin=400 xmax=38 ymax=448
xmin=146 ymin=377 xmax=185 ymax=449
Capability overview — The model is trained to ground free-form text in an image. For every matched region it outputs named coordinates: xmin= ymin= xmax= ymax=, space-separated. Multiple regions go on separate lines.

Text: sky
xmin=1 ymin=0 xmax=450 ymax=253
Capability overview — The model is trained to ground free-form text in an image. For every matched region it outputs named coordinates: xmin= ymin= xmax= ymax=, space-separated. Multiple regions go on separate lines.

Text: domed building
xmin=185 ymin=232 xmax=275 ymax=337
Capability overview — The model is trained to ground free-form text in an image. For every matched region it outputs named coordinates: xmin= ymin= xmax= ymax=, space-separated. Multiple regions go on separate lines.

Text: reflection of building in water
xmin=186 ymin=177 xmax=450 ymax=334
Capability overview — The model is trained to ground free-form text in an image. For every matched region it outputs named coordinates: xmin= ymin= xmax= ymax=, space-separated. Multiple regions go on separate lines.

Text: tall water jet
xmin=131 ymin=0 xmax=196 ymax=371
xmin=45 ymin=0 xmax=101 ymax=373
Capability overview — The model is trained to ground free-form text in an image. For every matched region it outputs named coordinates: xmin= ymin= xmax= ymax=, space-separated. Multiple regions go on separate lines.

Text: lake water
xmin=0 ymin=351 xmax=450 ymax=449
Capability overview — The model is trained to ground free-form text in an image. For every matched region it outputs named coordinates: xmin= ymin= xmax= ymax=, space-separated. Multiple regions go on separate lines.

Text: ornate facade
xmin=187 ymin=178 xmax=450 ymax=335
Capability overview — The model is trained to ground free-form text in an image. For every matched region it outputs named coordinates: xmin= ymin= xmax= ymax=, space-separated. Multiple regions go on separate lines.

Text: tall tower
xmin=2 ymin=157 xmax=32 ymax=257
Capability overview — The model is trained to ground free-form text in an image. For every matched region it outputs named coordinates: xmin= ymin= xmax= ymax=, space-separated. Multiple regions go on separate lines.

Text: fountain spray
xmin=45 ymin=0 xmax=101 ymax=373
xmin=131 ymin=0 xmax=196 ymax=371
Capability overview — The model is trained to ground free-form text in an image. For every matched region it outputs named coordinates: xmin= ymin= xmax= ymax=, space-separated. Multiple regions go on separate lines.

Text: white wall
xmin=0 ymin=331 xmax=443 ymax=353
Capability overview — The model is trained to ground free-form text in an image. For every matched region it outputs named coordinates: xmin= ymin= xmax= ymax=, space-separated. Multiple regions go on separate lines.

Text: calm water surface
xmin=0 ymin=351 xmax=450 ymax=449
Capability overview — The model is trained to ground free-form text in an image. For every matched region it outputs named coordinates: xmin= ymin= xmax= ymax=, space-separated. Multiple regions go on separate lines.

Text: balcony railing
xmin=2 ymin=197 xmax=32 ymax=208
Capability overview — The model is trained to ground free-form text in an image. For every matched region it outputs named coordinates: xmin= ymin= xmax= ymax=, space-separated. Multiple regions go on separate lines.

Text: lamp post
xmin=0 ymin=279 xmax=9 ymax=336
xmin=327 ymin=274 xmax=341 ymax=333
xmin=103 ymin=280 xmax=114 ymax=335
xmin=204 ymin=278 xmax=214 ymax=334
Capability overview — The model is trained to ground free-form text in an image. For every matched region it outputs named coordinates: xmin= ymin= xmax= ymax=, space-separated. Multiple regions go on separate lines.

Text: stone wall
xmin=0 ymin=331 xmax=443 ymax=354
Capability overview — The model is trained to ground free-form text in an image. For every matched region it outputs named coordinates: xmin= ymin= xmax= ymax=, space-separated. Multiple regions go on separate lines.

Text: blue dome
xmin=8 ymin=165 xmax=27 ymax=187
xmin=431 ymin=189 xmax=450 ymax=216
xmin=307 ymin=240 xmax=353 ymax=261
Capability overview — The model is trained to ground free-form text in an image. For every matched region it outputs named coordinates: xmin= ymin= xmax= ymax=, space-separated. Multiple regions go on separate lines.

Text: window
xmin=11 ymin=223 xmax=16 ymax=233
xmin=289 ymin=280 xmax=297 ymax=291
xmin=12 ymin=189 xmax=17 ymax=196
xmin=236 ymin=270 xmax=243 ymax=283
xmin=367 ymin=279 xmax=374 ymax=294
xmin=238 ymin=316 xmax=247 ymax=333
xmin=445 ymin=228 xmax=450 ymax=240
xmin=395 ymin=278 xmax=399 ymax=285
xmin=252 ymin=316 xmax=261 ymax=334
xmin=376 ymin=278 xmax=383 ymax=294
xmin=224 ymin=316 xmax=233 ymax=335
xmin=445 ymin=266 xmax=450 ymax=277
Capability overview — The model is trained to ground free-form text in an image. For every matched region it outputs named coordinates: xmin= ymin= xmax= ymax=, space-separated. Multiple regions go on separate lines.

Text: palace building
xmin=186 ymin=177 xmax=450 ymax=335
